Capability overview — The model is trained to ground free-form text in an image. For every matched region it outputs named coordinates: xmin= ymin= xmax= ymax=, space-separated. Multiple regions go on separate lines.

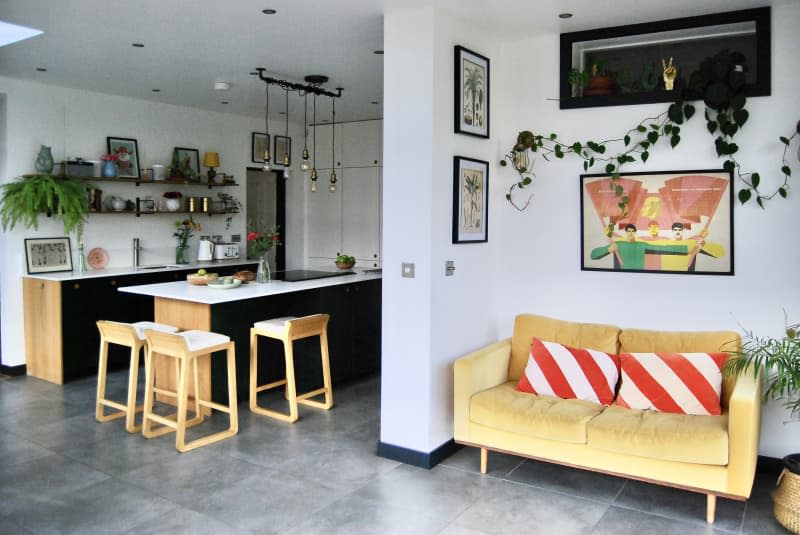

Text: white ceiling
xmin=0 ymin=0 xmax=774 ymax=123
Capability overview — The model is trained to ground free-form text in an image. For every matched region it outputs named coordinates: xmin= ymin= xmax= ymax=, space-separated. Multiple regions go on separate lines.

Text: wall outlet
xmin=401 ymin=262 xmax=415 ymax=278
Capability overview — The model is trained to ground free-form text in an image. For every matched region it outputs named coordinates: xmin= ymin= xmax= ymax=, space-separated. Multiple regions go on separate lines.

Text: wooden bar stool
xmin=141 ymin=329 xmax=238 ymax=452
xmin=249 ymin=314 xmax=333 ymax=423
xmin=95 ymin=320 xmax=179 ymax=433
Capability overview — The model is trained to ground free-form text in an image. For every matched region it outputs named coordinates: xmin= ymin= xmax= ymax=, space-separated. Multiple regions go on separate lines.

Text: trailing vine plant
xmin=501 ymin=50 xmax=799 ymax=216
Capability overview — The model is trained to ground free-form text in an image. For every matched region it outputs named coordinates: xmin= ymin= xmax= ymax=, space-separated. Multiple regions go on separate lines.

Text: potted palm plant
xmin=725 ymin=313 xmax=800 ymax=534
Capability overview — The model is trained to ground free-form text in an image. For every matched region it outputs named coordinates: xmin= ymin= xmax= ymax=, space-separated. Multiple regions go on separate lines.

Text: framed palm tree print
xmin=454 ymin=45 xmax=490 ymax=138
xmin=453 ymin=156 xmax=489 ymax=243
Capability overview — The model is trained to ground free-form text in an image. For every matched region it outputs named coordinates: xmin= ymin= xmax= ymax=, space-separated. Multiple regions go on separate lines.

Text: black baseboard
xmin=377 ymin=439 xmax=461 ymax=469
xmin=0 ymin=364 xmax=26 ymax=377
xmin=757 ymin=455 xmax=784 ymax=474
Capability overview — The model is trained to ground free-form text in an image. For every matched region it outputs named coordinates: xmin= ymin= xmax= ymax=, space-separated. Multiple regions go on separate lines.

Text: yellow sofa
xmin=453 ymin=313 xmax=762 ymax=524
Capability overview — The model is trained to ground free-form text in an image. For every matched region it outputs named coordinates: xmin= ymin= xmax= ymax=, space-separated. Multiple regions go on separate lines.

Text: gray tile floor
xmin=0 ymin=370 xmax=790 ymax=534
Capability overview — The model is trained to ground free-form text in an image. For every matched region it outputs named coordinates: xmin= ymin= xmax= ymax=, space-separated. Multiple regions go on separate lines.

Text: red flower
xmin=247 ymin=231 xmax=260 ymax=241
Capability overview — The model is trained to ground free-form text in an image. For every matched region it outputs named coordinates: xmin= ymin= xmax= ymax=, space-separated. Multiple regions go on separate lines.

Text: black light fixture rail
xmin=252 ymin=68 xmax=343 ymax=98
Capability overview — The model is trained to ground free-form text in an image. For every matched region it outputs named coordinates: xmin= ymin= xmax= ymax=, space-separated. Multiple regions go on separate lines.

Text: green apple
xmin=197 ymin=268 xmax=207 ymax=276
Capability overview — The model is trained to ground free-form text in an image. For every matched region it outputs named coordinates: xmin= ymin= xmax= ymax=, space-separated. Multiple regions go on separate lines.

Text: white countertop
xmin=22 ymin=259 xmax=257 ymax=281
xmin=119 ymin=271 xmax=381 ymax=304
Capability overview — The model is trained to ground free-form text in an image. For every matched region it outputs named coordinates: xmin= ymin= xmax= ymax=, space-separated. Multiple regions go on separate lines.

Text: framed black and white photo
xmin=454 ymin=45 xmax=490 ymax=138
xmin=274 ymin=135 xmax=291 ymax=167
xmin=106 ymin=136 xmax=141 ymax=179
xmin=24 ymin=237 xmax=73 ymax=274
xmin=581 ymin=169 xmax=733 ymax=275
xmin=452 ymin=156 xmax=489 ymax=244
xmin=252 ymin=132 xmax=269 ymax=164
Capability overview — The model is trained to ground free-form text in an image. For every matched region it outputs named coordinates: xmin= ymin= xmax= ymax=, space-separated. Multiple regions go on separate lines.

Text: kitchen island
xmin=119 ymin=271 xmax=382 ymax=403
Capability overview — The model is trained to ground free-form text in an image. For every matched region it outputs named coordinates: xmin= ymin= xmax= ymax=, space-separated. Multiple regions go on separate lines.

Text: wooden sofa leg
xmin=480 ymin=448 xmax=488 ymax=474
xmin=706 ymin=494 xmax=716 ymax=524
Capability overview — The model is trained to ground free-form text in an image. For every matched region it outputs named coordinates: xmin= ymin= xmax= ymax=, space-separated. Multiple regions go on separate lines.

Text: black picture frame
xmin=560 ymin=7 xmax=770 ymax=109
xmin=172 ymin=147 xmax=200 ymax=181
xmin=580 ymin=169 xmax=734 ymax=275
xmin=454 ymin=45 xmax=490 ymax=138
xmin=106 ymin=136 xmax=141 ymax=179
xmin=24 ymin=237 xmax=73 ymax=274
xmin=452 ymin=156 xmax=489 ymax=244
xmin=251 ymin=132 xmax=269 ymax=164
xmin=274 ymin=135 xmax=291 ymax=167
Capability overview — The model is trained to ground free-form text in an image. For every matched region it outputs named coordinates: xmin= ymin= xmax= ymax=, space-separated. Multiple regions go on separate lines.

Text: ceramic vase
xmin=256 ymin=254 xmax=270 ymax=283
xmin=165 ymin=198 xmax=181 ymax=212
xmin=35 ymin=145 xmax=54 ymax=174
xmin=176 ymin=244 xmax=189 ymax=265
xmin=101 ymin=160 xmax=118 ymax=178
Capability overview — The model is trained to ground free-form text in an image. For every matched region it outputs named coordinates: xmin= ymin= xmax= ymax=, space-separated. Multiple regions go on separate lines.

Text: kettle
xmin=197 ymin=239 xmax=214 ymax=261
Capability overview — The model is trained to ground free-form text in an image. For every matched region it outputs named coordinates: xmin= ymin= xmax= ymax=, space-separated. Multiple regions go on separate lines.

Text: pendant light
xmin=262 ymin=85 xmax=272 ymax=172
xmin=300 ymin=92 xmax=311 ymax=172
xmin=329 ymin=95 xmax=337 ymax=193
xmin=310 ymin=93 xmax=318 ymax=192
xmin=282 ymin=88 xmax=291 ymax=179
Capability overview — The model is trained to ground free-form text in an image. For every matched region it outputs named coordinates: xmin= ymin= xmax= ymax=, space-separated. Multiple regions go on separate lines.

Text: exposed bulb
xmin=329 ymin=169 xmax=337 ymax=193
xmin=329 ymin=183 xmax=337 ymax=193
xmin=283 ymin=154 xmax=290 ymax=167
xmin=283 ymin=166 xmax=291 ymax=179
xmin=300 ymin=147 xmax=311 ymax=171
xmin=311 ymin=179 xmax=317 ymax=192
xmin=263 ymin=149 xmax=272 ymax=172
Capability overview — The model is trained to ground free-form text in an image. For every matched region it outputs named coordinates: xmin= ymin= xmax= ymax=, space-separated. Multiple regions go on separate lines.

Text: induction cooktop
xmin=277 ymin=269 xmax=354 ymax=282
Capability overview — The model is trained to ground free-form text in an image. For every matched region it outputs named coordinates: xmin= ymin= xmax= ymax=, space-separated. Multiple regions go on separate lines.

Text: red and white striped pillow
xmin=516 ymin=338 xmax=620 ymax=406
xmin=615 ymin=352 xmax=727 ymax=415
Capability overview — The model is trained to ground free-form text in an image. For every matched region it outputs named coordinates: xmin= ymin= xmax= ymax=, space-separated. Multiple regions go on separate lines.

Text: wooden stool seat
xmin=142 ymin=329 xmax=238 ymax=452
xmin=249 ymin=314 xmax=333 ymax=423
xmin=95 ymin=320 xmax=179 ymax=433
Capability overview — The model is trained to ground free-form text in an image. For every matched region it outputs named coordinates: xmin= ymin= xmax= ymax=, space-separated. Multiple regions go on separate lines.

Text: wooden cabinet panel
xmin=342 ymin=120 xmax=382 ymax=167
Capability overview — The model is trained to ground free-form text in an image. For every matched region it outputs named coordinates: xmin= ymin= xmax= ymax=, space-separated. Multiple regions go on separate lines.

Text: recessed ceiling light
xmin=262 ymin=8 xmax=277 ymax=15
xmin=131 ymin=42 xmax=144 ymax=47
xmin=371 ymin=101 xmax=379 ymax=105
xmin=35 ymin=67 xmax=47 ymax=72
xmin=214 ymin=81 xmax=231 ymax=91
xmin=558 ymin=13 xmax=573 ymax=19
xmin=0 ymin=21 xmax=43 ymax=47
xmin=221 ymin=101 xmax=229 ymax=105
xmin=373 ymin=50 xmax=384 ymax=55
xmin=151 ymin=88 xmax=161 ymax=92
xmin=322 ymin=119 xmax=329 ymax=123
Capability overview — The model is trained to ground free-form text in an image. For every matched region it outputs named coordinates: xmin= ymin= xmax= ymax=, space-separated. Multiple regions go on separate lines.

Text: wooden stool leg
xmin=124 ymin=341 xmax=143 ymax=432
xmin=319 ymin=331 xmax=333 ymax=409
xmin=142 ymin=346 xmax=157 ymax=438
xmin=284 ymin=340 xmax=299 ymax=423
xmin=175 ymin=356 xmax=190 ymax=452
xmin=227 ymin=344 xmax=239 ymax=435
xmin=95 ymin=339 xmax=113 ymax=422
xmin=249 ymin=328 xmax=258 ymax=411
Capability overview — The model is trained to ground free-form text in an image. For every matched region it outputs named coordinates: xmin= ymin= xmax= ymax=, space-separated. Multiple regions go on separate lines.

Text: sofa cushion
xmin=509 ymin=314 xmax=621 ymax=381
xmin=616 ymin=352 xmax=727 ymax=415
xmin=470 ymin=381 xmax=606 ymax=444
xmin=587 ymin=404 xmax=729 ymax=465
xmin=516 ymin=338 xmax=620 ymax=405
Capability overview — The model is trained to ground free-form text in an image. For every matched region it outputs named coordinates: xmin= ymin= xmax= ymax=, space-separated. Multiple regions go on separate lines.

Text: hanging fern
xmin=0 ymin=175 xmax=89 ymax=235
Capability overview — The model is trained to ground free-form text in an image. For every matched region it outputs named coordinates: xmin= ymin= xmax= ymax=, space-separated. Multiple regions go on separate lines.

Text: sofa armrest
xmin=453 ymin=338 xmax=512 ymax=440
xmin=726 ymin=366 xmax=763 ymax=497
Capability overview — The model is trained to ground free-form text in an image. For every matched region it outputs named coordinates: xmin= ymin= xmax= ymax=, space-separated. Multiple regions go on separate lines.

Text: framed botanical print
xmin=106 ymin=136 xmax=141 ymax=179
xmin=274 ymin=135 xmax=291 ymax=167
xmin=452 ymin=156 xmax=489 ymax=243
xmin=252 ymin=132 xmax=269 ymax=164
xmin=454 ymin=45 xmax=490 ymax=138
xmin=580 ymin=169 xmax=733 ymax=275
xmin=24 ymin=237 xmax=73 ymax=274
xmin=172 ymin=147 xmax=200 ymax=181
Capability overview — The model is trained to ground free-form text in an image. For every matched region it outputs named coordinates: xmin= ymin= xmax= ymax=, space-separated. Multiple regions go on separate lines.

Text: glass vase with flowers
xmin=247 ymin=224 xmax=281 ymax=283
xmin=173 ymin=216 xmax=200 ymax=264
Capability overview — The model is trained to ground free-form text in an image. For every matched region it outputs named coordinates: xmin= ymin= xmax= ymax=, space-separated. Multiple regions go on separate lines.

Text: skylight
xmin=0 ymin=20 xmax=43 ymax=47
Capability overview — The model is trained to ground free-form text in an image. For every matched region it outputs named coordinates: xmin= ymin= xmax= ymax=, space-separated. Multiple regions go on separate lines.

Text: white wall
xmin=381 ymin=7 xmax=502 ymax=452
xmin=0 ymin=76 xmax=308 ymax=367
xmin=491 ymin=3 xmax=800 ymax=457
xmin=381 ymin=2 xmax=799 ymax=459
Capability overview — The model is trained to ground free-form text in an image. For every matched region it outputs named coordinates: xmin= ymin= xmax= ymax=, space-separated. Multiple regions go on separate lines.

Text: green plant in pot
xmin=724 ymin=314 xmax=800 ymax=533
xmin=0 ymin=174 xmax=89 ymax=235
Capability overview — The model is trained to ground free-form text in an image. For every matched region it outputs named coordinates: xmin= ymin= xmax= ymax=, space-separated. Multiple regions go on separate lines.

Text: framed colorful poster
xmin=24 ymin=237 xmax=73 ymax=274
xmin=172 ymin=147 xmax=200 ymax=181
xmin=106 ymin=136 xmax=141 ymax=179
xmin=580 ymin=169 xmax=733 ymax=275
xmin=454 ymin=45 xmax=489 ymax=138
xmin=452 ymin=156 xmax=489 ymax=243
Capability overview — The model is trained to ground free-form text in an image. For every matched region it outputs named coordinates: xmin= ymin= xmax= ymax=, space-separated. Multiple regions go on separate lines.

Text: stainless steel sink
xmin=139 ymin=265 xmax=166 ymax=269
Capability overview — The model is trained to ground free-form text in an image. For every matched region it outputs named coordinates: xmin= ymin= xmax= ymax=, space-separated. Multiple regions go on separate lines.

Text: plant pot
xmin=774 ymin=454 xmax=800 ymax=534
xmin=164 ymin=198 xmax=181 ymax=212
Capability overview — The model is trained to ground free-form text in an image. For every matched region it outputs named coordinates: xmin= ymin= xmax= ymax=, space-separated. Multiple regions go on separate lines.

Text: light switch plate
xmin=445 ymin=260 xmax=455 ymax=276
xmin=401 ymin=262 xmax=415 ymax=278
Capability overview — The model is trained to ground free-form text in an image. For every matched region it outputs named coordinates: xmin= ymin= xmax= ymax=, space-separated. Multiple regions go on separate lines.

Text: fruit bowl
xmin=187 ymin=273 xmax=219 ymax=285
xmin=335 ymin=261 xmax=355 ymax=270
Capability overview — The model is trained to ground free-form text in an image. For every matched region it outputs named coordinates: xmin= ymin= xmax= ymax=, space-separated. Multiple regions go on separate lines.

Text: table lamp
xmin=203 ymin=151 xmax=220 ymax=183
